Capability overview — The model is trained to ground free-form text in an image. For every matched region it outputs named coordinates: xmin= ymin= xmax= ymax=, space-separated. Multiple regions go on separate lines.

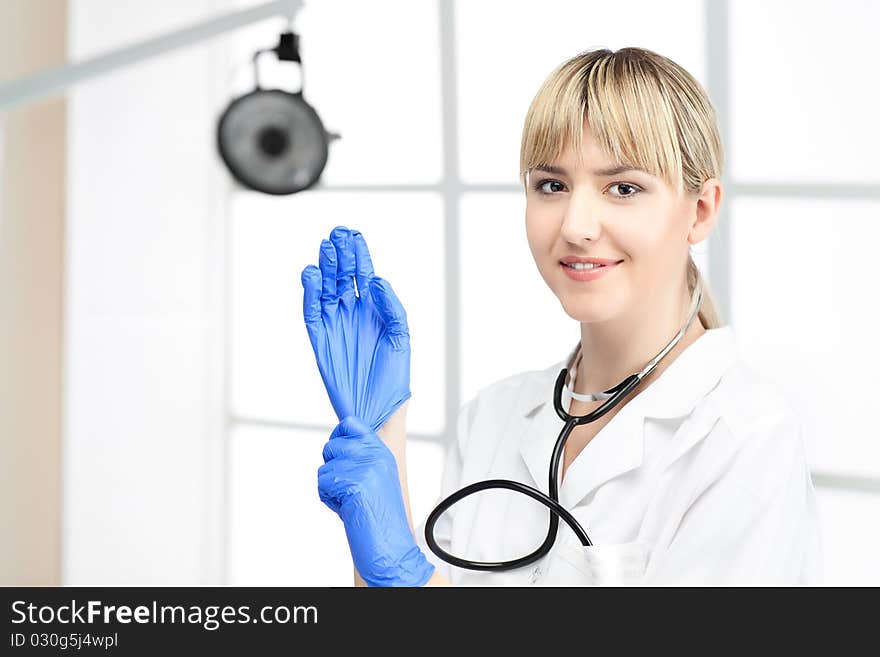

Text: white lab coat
xmin=414 ymin=326 xmax=823 ymax=586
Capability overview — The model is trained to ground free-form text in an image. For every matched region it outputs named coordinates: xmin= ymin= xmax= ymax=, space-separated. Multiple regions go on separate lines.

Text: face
xmin=525 ymin=122 xmax=719 ymax=324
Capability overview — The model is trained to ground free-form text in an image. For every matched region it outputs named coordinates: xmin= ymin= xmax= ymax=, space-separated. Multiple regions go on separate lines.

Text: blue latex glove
xmin=301 ymin=226 xmax=411 ymax=433
xmin=317 ymin=415 xmax=435 ymax=587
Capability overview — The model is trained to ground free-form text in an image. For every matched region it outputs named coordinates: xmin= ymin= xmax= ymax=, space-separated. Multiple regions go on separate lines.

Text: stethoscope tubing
xmin=424 ymin=371 xmax=642 ymax=571
xmin=424 ymin=281 xmax=704 ymax=573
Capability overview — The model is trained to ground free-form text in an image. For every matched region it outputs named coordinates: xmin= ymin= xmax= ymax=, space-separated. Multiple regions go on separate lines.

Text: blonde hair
xmin=519 ymin=47 xmax=724 ymax=329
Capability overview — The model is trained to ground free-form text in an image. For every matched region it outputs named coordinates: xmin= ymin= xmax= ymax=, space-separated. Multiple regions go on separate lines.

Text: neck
xmin=573 ymin=282 xmax=706 ymax=397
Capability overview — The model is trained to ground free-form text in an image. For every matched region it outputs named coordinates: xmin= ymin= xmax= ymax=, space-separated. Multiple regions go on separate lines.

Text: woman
xmin=301 ymin=47 xmax=822 ymax=586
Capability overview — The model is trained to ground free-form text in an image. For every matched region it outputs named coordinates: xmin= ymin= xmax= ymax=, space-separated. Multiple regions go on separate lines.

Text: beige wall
xmin=0 ymin=0 xmax=67 ymax=585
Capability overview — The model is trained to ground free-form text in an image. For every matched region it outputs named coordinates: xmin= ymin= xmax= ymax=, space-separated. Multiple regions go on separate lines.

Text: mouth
xmin=559 ymin=259 xmax=623 ymax=271
xmin=559 ymin=259 xmax=622 ymax=281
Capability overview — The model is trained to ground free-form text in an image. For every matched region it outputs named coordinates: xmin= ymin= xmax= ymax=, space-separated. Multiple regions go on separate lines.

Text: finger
xmin=317 ymin=463 xmax=342 ymax=513
xmin=329 ymin=226 xmax=356 ymax=306
xmin=322 ymin=439 xmax=337 ymax=464
xmin=331 ymin=415 xmax=373 ymax=440
xmin=317 ymin=459 xmax=361 ymax=491
xmin=322 ymin=435 xmax=368 ymax=463
xmin=301 ymin=265 xmax=323 ymax=329
xmin=319 ymin=239 xmax=337 ymax=301
xmin=369 ymin=277 xmax=409 ymax=337
xmin=351 ymin=230 xmax=375 ymax=300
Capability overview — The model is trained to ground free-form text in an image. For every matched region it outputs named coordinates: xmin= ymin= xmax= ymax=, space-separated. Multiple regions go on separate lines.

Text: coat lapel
xmin=516 ymin=344 xmax=578 ymax=498
xmin=519 ymin=380 xmax=649 ymax=508
xmin=517 ymin=327 xmax=740 ymax=510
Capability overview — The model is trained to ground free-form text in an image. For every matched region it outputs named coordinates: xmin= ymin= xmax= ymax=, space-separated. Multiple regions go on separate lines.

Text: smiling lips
xmin=559 ymin=257 xmax=622 ymax=282
xmin=559 ymin=255 xmax=623 ymax=266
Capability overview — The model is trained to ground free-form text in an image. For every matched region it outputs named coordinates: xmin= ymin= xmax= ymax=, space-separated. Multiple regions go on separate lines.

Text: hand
xmin=301 ymin=226 xmax=411 ymax=433
xmin=317 ymin=415 xmax=435 ymax=587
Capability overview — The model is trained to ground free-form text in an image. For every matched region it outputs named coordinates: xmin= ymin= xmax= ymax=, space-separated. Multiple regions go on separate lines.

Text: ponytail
xmin=687 ymin=255 xmax=722 ymax=329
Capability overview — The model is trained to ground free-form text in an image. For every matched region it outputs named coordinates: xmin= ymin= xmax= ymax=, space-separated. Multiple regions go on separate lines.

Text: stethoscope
xmin=424 ymin=279 xmax=705 ymax=572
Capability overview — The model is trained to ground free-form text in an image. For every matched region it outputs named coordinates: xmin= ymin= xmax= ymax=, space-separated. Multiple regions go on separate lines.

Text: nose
xmin=559 ymin=188 xmax=603 ymax=245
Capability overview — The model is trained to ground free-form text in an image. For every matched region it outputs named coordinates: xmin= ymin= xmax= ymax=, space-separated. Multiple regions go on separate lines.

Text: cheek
xmin=525 ymin=210 xmax=555 ymax=255
xmin=615 ymin=221 xmax=667 ymax=263
xmin=618 ymin=223 xmax=687 ymax=287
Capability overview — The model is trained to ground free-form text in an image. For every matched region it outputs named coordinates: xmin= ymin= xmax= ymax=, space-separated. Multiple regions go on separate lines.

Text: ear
xmin=687 ymin=178 xmax=723 ymax=245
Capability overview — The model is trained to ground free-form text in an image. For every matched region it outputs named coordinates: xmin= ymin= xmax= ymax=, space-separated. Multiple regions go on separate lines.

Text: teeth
xmin=565 ymin=262 xmax=603 ymax=270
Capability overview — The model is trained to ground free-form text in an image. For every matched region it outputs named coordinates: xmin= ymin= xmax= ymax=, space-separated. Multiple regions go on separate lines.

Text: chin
xmin=557 ymin=294 xmax=624 ymax=324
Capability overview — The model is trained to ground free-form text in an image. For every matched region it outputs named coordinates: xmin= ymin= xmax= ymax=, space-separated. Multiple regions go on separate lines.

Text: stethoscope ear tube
xmin=554 ymin=369 xmax=642 ymax=425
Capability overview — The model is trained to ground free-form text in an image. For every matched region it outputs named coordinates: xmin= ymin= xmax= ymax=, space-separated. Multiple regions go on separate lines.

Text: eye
xmin=532 ymin=178 xmax=643 ymax=199
xmin=607 ymin=182 xmax=642 ymax=199
xmin=533 ymin=178 xmax=565 ymax=195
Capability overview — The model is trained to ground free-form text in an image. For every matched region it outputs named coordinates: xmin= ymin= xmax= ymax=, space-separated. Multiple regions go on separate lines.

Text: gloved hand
xmin=301 ymin=226 xmax=411 ymax=433
xmin=317 ymin=415 xmax=435 ymax=587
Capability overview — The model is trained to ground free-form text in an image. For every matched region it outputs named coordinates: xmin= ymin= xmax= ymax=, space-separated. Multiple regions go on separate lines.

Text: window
xmin=228 ymin=0 xmax=880 ymax=585
xmin=728 ymin=0 xmax=880 ymax=585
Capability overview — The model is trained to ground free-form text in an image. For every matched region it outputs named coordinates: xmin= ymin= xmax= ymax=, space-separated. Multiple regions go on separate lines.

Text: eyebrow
xmin=533 ymin=164 xmax=650 ymax=177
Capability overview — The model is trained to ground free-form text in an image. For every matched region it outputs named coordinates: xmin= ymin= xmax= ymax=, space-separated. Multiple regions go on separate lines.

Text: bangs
xmin=520 ymin=49 xmax=686 ymax=194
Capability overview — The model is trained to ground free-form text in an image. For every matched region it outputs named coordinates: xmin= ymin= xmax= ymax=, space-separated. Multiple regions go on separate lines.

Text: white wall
xmin=64 ymin=0 xmax=232 ymax=584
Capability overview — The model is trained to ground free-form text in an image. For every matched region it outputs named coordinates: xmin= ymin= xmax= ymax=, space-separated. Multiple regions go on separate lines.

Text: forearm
xmin=424 ymin=570 xmax=450 ymax=586
xmin=346 ymin=400 xmax=449 ymax=588
xmin=376 ymin=400 xmax=414 ymax=532
xmin=376 ymin=402 xmax=452 ymax=588
xmin=352 ymin=401 xmax=413 ymax=587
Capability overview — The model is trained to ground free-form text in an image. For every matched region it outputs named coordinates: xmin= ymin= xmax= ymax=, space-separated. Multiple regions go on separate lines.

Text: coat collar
xmin=517 ymin=326 xmax=739 ymax=509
